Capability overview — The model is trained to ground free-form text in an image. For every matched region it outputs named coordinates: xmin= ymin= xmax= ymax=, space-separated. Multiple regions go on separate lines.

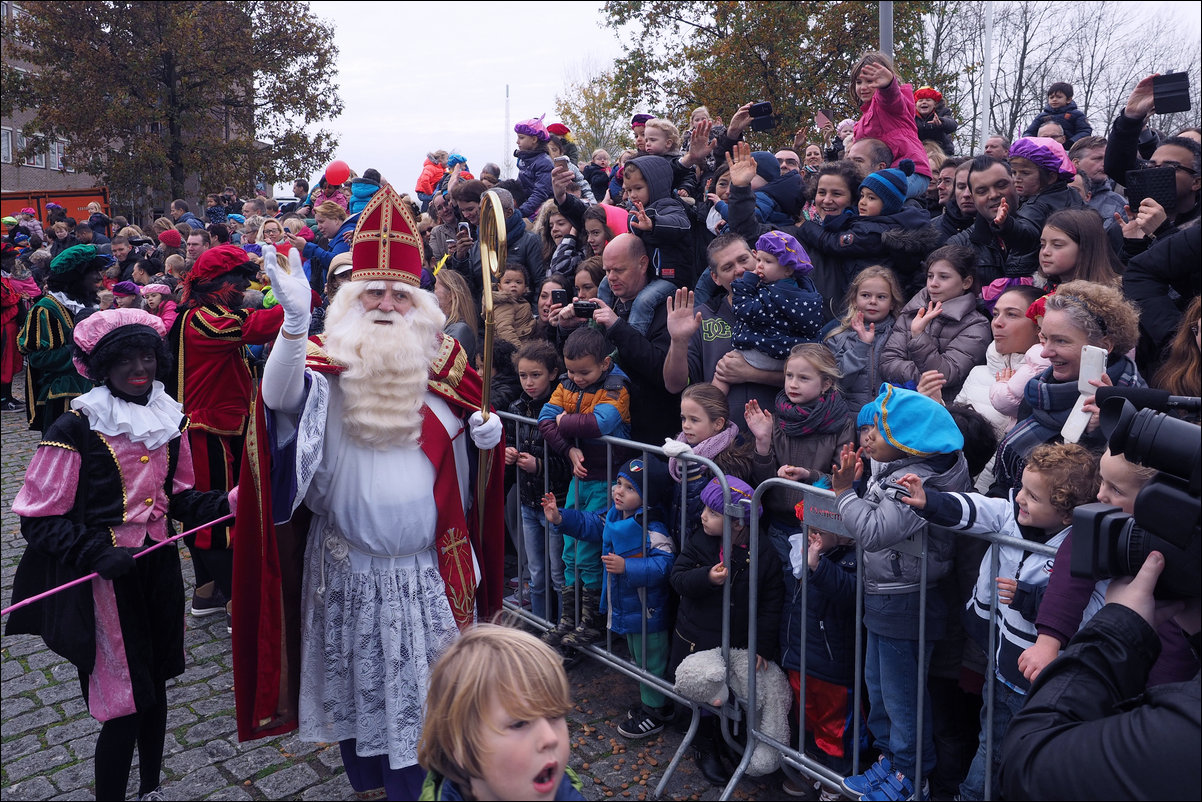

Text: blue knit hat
xmin=860 ymin=159 xmax=915 ymax=215
xmin=515 ymin=114 xmax=550 ymax=142
xmin=617 ymin=456 xmax=670 ymax=511
xmin=856 ymin=383 xmax=964 ymax=457
xmin=700 ymin=476 xmax=761 ymax=522
xmin=751 ymin=151 xmax=780 ymax=183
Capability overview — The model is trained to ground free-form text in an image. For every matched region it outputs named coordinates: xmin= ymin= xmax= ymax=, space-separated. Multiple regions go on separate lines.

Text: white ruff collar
xmin=49 ymin=290 xmax=93 ymax=316
xmin=71 ymin=382 xmax=184 ymax=450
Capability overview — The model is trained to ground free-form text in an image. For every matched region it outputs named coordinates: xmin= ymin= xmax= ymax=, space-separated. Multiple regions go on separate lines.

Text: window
xmin=16 ymin=130 xmax=45 ymax=168
xmin=1 ymin=128 xmax=11 ymax=164
xmin=50 ymin=139 xmax=68 ymax=171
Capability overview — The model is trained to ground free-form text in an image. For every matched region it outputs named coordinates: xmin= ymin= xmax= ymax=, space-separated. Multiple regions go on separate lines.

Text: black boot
xmin=541 ymin=589 xmax=577 ymax=647
xmin=693 ymin=717 xmax=730 ymax=786
xmin=560 ymin=587 xmax=603 ymax=647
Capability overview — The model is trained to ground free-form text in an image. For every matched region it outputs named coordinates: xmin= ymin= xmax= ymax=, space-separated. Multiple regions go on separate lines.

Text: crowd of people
xmin=1 ymin=55 xmax=1199 ymax=802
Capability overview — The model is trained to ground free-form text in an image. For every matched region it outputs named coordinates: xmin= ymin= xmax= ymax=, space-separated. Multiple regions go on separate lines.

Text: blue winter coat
xmin=730 ymin=271 xmax=824 ymax=360
xmin=558 ymin=506 xmax=675 ymax=635
xmin=1023 ymin=100 xmax=1093 ymax=145
xmin=301 ymin=214 xmax=358 ymax=289
xmin=755 ymin=171 xmax=805 ymax=226
xmin=780 ymin=542 xmax=857 ymax=686
xmin=516 ymin=148 xmax=555 ymax=220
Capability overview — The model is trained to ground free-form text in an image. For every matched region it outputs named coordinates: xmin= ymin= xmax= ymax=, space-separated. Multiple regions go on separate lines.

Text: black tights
xmin=92 ymin=680 xmax=168 ymax=799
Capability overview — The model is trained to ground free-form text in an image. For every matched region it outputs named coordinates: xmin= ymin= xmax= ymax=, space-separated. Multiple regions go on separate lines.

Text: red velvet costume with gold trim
xmin=230 ymin=187 xmax=505 ymax=744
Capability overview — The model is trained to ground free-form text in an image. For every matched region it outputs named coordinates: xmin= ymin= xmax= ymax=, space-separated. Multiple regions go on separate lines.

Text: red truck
xmin=2 ymin=187 xmax=110 ymax=226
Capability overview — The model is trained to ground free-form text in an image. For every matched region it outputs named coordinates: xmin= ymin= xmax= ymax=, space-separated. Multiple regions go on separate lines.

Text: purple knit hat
xmin=1009 ymin=137 xmax=1076 ymax=180
xmin=631 ymin=113 xmax=655 ymax=129
xmin=514 ymin=114 xmax=549 ymax=142
xmin=755 ymin=230 xmax=813 ymax=275
xmin=700 ymin=476 xmax=761 ymax=522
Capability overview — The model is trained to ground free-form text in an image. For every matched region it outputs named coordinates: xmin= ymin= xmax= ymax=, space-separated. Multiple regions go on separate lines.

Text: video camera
xmin=1071 ymin=388 xmax=1201 ymax=599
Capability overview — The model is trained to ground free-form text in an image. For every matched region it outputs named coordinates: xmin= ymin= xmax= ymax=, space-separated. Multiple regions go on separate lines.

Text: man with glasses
xmin=1105 ymin=74 xmax=1202 ymax=249
xmin=1037 ymin=121 xmax=1067 ymax=144
xmin=427 ymin=191 xmax=460 ymax=265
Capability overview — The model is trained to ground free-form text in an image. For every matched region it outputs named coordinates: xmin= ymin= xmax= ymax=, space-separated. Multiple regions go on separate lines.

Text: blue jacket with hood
xmin=557 ymin=504 xmax=675 ymax=635
xmin=626 ymin=155 xmax=698 ymax=291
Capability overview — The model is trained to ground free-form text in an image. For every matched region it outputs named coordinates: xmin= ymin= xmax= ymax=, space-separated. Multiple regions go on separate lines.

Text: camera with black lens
xmin=1071 ymin=390 xmax=1201 ymax=599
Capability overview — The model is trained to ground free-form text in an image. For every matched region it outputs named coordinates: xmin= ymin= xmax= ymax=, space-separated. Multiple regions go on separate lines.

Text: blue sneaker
xmin=842 ymin=755 xmax=893 ymax=797
xmin=860 ymin=770 xmax=929 ymax=801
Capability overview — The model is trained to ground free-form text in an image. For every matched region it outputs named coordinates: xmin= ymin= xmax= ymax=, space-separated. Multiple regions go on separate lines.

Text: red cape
xmin=230 ymin=333 xmax=505 ymax=741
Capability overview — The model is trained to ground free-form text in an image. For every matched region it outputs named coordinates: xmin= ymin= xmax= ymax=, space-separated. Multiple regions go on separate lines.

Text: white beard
xmin=322 ymin=282 xmax=446 ymax=450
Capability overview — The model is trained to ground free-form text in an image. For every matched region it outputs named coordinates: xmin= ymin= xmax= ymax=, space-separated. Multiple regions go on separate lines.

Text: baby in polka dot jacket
xmin=728 ymin=230 xmax=825 ymax=374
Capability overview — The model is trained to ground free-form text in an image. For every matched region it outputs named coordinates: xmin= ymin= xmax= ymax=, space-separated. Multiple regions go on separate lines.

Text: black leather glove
xmin=91 ymin=546 xmax=136 ymax=580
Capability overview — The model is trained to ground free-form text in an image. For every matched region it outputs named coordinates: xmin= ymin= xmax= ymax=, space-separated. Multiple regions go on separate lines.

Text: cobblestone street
xmin=1 ymin=375 xmax=781 ymax=801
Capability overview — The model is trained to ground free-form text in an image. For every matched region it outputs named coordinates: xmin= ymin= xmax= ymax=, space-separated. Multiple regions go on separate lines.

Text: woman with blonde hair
xmin=433 ymin=268 xmax=478 ymax=365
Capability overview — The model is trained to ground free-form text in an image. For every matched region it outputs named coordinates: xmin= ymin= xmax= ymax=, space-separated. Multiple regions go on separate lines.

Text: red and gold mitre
xmin=350 ymin=185 xmax=423 ymax=285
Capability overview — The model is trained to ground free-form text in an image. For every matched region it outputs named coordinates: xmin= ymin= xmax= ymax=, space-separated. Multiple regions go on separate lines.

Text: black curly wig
xmin=74 ymin=326 xmax=173 ymax=388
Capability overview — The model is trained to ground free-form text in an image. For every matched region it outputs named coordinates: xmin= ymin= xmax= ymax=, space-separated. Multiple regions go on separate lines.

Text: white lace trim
xmin=71 ymin=383 xmax=184 ymax=450
xmin=298 ymin=516 xmax=458 ymax=769
xmin=292 ymin=370 xmax=329 ymax=518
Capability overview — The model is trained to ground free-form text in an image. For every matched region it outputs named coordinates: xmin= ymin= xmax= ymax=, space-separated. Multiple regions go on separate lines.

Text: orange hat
xmin=350 ymin=185 xmax=423 ymax=285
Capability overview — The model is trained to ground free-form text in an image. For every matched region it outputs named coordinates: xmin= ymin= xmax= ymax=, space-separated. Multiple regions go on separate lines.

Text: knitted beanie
xmin=751 ymin=151 xmax=780 ymax=183
xmin=860 ymin=159 xmax=915 ymax=215
xmin=158 ymin=229 xmax=182 ymax=249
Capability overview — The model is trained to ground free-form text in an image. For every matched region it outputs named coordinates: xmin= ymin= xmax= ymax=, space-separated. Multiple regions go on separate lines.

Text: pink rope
xmin=1 ymin=513 xmax=235 ymax=618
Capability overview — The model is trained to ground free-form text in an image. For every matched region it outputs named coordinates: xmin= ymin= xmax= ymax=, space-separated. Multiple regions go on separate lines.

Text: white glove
xmin=264 ymin=246 xmax=311 ymax=336
xmin=787 ymin=532 xmax=808 ymax=579
xmin=468 ymin=411 xmax=502 ymax=450
xmin=226 ymin=486 xmax=239 ymax=516
xmin=661 ymin=438 xmax=693 ymax=458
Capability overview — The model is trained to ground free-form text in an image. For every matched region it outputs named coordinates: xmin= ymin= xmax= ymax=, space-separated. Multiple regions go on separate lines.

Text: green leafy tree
xmin=554 ymin=65 xmax=634 ymax=160
xmin=2 ymin=1 xmax=342 ymax=204
xmin=601 ymin=0 xmax=932 ymax=149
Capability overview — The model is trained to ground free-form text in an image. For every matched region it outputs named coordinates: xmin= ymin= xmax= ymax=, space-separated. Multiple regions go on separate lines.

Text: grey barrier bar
xmin=494 ymin=412 xmax=1060 ymax=800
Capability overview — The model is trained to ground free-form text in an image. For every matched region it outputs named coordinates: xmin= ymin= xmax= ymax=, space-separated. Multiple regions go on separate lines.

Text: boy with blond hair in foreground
xmin=418 ymin=625 xmax=585 ymax=801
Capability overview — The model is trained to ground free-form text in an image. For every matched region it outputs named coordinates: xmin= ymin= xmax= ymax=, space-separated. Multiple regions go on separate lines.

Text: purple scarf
xmin=668 ymin=422 xmax=739 ymax=481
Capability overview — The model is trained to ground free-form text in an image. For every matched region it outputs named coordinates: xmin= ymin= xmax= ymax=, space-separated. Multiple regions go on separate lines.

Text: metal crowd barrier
xmin=496 ymin=411 xmax=1058 ymax=801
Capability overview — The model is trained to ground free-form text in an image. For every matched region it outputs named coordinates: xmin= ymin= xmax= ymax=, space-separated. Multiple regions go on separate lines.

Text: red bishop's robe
xmin=230 ymin=331 xmax=505 ymax=742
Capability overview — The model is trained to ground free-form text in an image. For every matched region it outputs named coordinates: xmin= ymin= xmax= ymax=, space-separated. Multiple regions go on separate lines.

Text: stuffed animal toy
xmin=673 ymin=647 xmax=792 ymax=776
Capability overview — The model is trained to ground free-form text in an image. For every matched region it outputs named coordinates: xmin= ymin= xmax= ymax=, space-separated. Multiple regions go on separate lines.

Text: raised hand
xmin=666 ymin=288 xmax=702 ymax=342
xmin=993 ymin=196 xmax=1010 ymax=227
xmin=859 ymin=61 xmax=895 ymax=90
xmin=1124 ymin=74 xmax=1158 ymax=120
xmin=541 ymin=492 xmax=563 ymax=525
xmin=896 ymin=473 xmax=928 ymax=508
xmin=830 ymin=443 xmax=863 ymax=494
xmin=726 ymin=141 xmax=758 ymax=187
xmin=743 ymin=399 xmax=775 ymax=453
xmin=915 ymin=370 xmax=947 ymax=404
xmin=630 ymin=200 xmax=653 ymax=231
xmin=911 ymin=300 xmax=944 ymax=336
xmin=850 ymin=311 xmax=876 ymax=344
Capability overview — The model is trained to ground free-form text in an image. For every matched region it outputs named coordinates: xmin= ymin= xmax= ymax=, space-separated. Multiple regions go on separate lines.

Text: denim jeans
xmin=521 ymin=503 xmax=564 ymax=621
xmin=599 ymin=277 xmax=677 ymax=336
xmin=864 ymin=631 xmax=936 ymax=780
xmin=958 ymin=679 xmax=1026 ymax=800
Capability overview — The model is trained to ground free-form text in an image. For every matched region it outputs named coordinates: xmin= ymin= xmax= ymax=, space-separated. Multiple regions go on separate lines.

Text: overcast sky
xmin=288 ymin=1 xmax=1201 ymax=197
xmin=293 ymin=1 xmax=622 ymax=195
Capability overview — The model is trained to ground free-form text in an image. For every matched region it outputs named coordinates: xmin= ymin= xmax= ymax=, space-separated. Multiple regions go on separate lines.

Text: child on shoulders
xmin=718 ymin=230 xmax=823 ymax=393
xmin=514 ymin=115 xmax=556 ymax=221
xmin=850 ymin=51 xmax=932 ymax=198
